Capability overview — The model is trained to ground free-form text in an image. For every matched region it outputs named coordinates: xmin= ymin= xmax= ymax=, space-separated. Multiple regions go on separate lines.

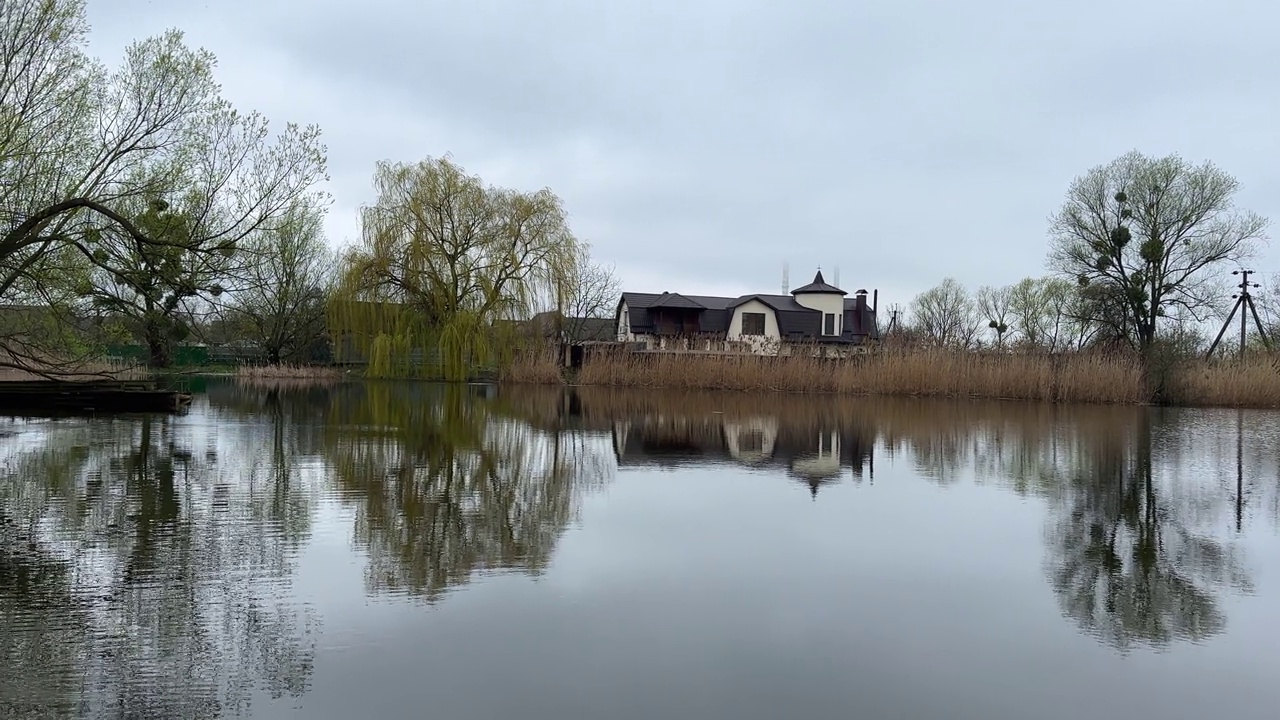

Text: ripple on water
xmin=1 ymin=407 xmax=319 ymax=718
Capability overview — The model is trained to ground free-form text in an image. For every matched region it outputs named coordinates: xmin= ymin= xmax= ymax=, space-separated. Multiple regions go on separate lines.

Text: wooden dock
xmin=0 ymin=380 xmax=193 ymax=415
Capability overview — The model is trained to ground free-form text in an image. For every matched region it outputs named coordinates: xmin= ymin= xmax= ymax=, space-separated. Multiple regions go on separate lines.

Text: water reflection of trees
xmin=321 ymin=383 xmax=613 ymax=600
xmin=571 ymin=387 xmax=1277 ymax=651
xmin=0 ymin=407 xmax=318 ymax=718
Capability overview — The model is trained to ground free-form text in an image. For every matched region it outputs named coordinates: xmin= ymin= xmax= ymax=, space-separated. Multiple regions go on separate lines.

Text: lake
xmin=2 ymin=380 xmax=1279 ymax=719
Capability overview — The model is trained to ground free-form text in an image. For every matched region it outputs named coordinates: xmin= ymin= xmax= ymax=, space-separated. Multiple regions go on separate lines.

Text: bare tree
xmin=976 ymin=284 xmax=1013 ymax=347
xmin=1008 ymin=276 xmax=1078 ymax=351
xmin=220 ymin=201 xmax=334 ymax=364
xmin=910 ymin=278 xmax=981 ymax=349
xmin=1048 ymin=151 xmax=1268 ymax=350
xmin=555 ymin=244 xmax=621 ymax=343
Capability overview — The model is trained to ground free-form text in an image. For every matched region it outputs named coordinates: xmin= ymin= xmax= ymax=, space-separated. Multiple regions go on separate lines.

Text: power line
xmin=1206 ymin=269 xmax=1272 ymax=359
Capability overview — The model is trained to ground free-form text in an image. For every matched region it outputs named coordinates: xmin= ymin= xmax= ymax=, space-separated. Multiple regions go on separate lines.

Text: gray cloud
xmin=86 ymin=0 xmax=1280 ymax=306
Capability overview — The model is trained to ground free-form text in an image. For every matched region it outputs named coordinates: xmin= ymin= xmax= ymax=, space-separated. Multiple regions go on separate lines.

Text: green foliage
xmin=0 ymin=1 xmax=328 ymax=373
xmin=1048 ymin=151 xmax=1268 ymax=349
xmin=330 ymin=156 xmax=580 ymax=380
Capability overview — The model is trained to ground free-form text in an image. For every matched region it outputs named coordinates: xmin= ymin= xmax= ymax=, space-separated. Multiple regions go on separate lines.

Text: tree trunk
xmin=146 ymin=330 xmax=172 ymax=369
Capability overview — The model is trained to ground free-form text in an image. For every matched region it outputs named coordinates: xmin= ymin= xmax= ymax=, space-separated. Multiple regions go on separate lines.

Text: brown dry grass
xmin=234 ymin=365 xmax=345 ymax=390
xmin=1163 ymin=354 xmax=1280 ymax=408
xmin=576 ymin=348 xmax=1150 ymax=404
xmin=0 ymin=359 xmax=148 ymax=382
xmin=573 ymin=347 xmax=1280 ymax=408
xmin=500 ymin=350 xmax=563 ymax=385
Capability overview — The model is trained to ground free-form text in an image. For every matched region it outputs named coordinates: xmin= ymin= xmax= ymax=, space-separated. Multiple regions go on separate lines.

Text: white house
xmin=615 ymin=270 xmax=879 ymax=355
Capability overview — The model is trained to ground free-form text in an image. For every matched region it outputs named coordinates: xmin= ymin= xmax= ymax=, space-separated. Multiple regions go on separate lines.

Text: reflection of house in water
xmin=612 ymin=413 xmax=874 ymax=496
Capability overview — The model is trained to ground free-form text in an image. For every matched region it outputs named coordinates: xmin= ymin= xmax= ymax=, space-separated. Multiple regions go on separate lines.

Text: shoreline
xmin=505 ymin=347 xmax=1280 ymax=410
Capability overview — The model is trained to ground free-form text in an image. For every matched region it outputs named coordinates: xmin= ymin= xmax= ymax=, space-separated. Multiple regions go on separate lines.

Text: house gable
xmin=727 ymin=299 xmax=780 ymax=341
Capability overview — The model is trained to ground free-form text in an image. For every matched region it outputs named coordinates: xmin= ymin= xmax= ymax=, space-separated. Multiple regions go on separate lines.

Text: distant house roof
xmin=790 ymin=270 xmax=847 ymax=296
xmin=569 ymin=317 xmax=615 ymax=343
xmin=647 ymin=292 xmax=706 ymax=309
xmin=518 ymin=311 xmax=617 ymax=343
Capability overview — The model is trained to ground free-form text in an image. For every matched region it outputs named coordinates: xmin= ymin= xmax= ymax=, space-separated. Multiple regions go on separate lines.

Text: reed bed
xmin=500 ymin=350 xmax=564 ymax=385
xmin=575 ymin=348 xmax=1150 ymax=405
xmin=0 ymin=359 xmax=147 ymax=381
xmin=1163 ymin=355 xmax=1280 ymax=408
xmin=570 ymin=347 xmax=1280 ymax=408
xmin=234 ymin=364 xmax=345 ymax=387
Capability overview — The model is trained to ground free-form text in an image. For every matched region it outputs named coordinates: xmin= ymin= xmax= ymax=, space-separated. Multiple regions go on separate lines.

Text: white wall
xmin=792 ymin=292 xmax=845 ymax=335
xmin=790 ymin=430 xmax=842 ymax=478
xmin=724 ymin=417 xmax=779 ymax=464
xmin=727 ymin=299 xmax=781 ymax=354
xmin=616 ymin=300 xmax=631 ymax=341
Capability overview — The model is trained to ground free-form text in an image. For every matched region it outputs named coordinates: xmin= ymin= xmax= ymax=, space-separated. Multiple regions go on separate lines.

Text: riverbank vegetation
xmin=235 ymin=364 xmax=344 ymax=381
xmin=2 ymin=3 xmax=1278 ymax=412
xmin=571 ymin=347 xmax=1280 ymax=408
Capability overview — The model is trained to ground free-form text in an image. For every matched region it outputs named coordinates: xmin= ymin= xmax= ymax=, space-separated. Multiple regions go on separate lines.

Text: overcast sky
xmin=86 ymin=0 xmax=1280 ymax=309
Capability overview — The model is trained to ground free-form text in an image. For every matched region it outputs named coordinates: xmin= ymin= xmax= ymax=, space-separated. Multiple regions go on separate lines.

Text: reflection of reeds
xmin=563 ymin=384 xmax=1145 ymax=491
xmin=577 ymin=348 xmax=1147 ymax=404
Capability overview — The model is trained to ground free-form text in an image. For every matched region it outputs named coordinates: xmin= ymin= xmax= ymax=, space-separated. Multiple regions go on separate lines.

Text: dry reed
xmin=500 ymin=350 xmax=563 ymax=385
xmin=575 ymin=348 xmax=1150 ymax=405
xmin=0 ymin=359 xmax=147 ymax=381
xmin=1163 ymin=354 xmax=1280 ymax=408
xmin=236 ymin=364 xmax=344 ymax=381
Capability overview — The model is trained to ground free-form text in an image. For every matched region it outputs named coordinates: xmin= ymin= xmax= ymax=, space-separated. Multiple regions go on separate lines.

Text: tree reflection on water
xmin=578 ymin=388 xmax=1271 ymax=652
xmin=321 ymin=382 xmax=614 ymax=600
xmin=1 ymin=381 xmax=1275 ymax=718
xmin=0 ymin=410 xmax=319 ymax=718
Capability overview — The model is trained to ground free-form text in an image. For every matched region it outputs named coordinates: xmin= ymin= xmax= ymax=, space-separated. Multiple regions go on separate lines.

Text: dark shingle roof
xmin=790 ymin=270 xmax=846 ymax=296
xmin=570 ymin=317 xmax=616 ymax=342
xmin=647 ymin=292 xmax=706 ymax=309
xmin=620 ymin=287 xmax=879 ymax=342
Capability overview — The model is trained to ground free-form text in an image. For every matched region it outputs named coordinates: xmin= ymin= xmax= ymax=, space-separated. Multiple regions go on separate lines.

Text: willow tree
xmin=332 ymin=156 xmax=578 ymax=379
xmin=1048 ymin=151 xmax=1268 ymax=350
xmin=0 ymin=0 xmax=328 ymax=373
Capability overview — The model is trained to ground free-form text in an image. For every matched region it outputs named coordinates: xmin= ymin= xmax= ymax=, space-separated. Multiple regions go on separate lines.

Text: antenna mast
xmin=782 ymin=262 xmax=789 ymax=294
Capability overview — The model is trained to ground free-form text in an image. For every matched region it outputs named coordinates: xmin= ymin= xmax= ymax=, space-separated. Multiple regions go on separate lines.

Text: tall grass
xmin=235 ymin=365 xmax=344 ymax=391
xmin=1164 ymin=355 xmax=1280 ymax=408
xmin=575 ymin=348 xmax=1151 ymax=404
xmin=500 ymin=350 xmax=563 ymax=385
xmin=571 ymin=348 xmax=1280 ymax=408
xmin=0 ymin=358 xmax=147 ymax=381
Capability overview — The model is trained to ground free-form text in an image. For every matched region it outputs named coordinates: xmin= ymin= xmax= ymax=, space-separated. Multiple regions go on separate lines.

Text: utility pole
xmin=1206 ymin=269 xmax=1272 ymax=359
xmin=886 ymin=305 xmax=901 ymax=336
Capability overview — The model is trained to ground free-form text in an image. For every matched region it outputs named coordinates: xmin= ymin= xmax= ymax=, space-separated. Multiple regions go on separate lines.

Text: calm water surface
xmin=2 ymin=380 xmax=1280 ymax=719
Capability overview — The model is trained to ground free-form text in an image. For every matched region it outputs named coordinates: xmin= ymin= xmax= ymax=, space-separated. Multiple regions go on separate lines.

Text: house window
xmin=742 ymin=312 xmax=766 ymax=336
xmin=824 ymin=313 xmax=836 ymax=335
